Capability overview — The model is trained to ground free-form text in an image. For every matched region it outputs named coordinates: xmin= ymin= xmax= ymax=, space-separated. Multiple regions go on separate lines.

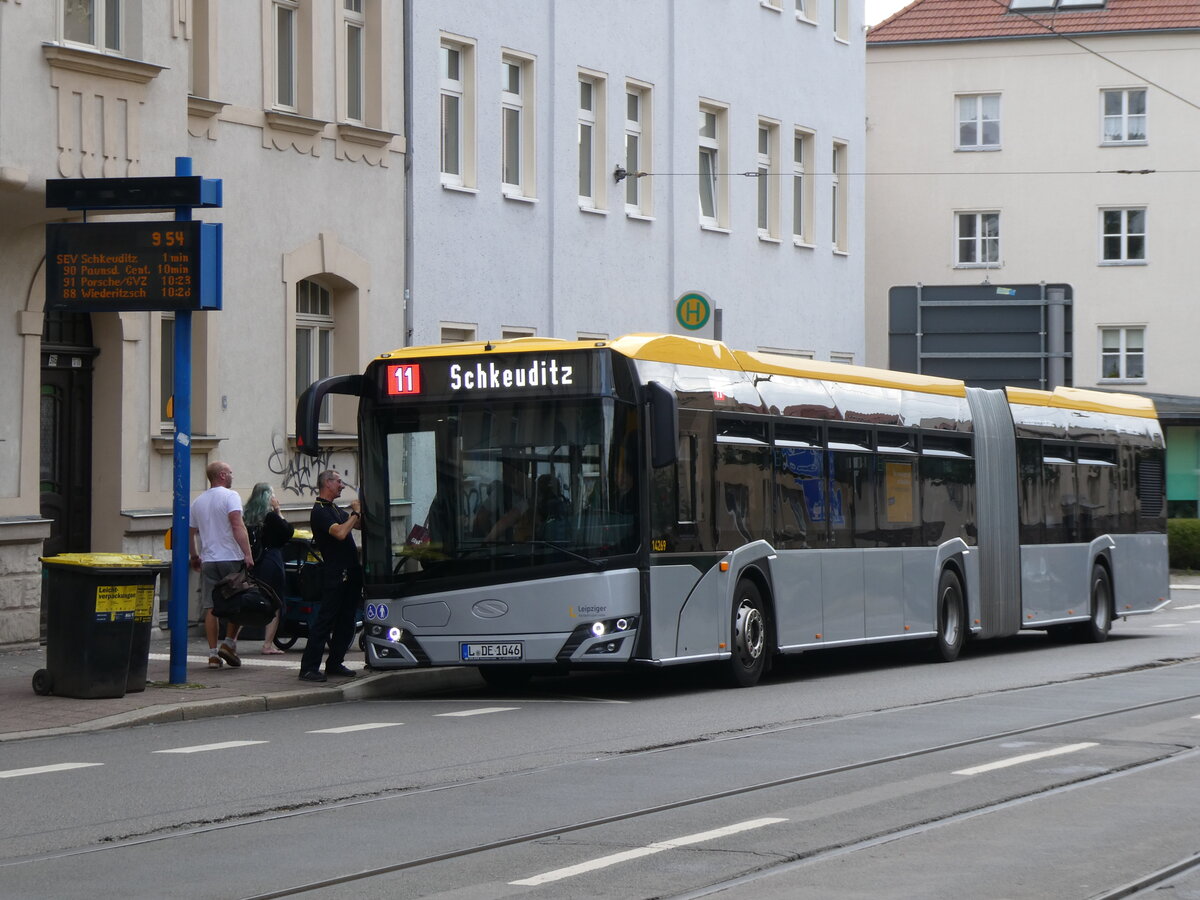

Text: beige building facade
xmin=0 ymin=0 xmax=406 ymax=643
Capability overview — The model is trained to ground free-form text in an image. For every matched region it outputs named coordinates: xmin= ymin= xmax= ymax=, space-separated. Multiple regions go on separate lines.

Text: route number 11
xmin=387 ymin=364 xmax=421 ymax=396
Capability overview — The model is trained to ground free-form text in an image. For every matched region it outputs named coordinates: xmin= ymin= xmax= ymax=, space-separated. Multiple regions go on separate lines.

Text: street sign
xmin=45 ymin=220 xmax=222 ymax=312
xmin=672 ymin=290 xmax=715 ymax=340
xmin=46 ymin=175 xmax=222 ymax=211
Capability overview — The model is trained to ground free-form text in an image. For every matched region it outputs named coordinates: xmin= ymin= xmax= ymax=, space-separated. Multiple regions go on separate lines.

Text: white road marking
xmin=435 ymin=707 xmax=519 ymax=718
xmin=1169 ymin=586 xmax=1200 ymax=592
xmin=153 ymin=741 xmax=268 ymax=754
xmin=0 ymin=762 xmax=103 ymax=779
xmin=308 ymin=723 xmax=403 ymax=734
xmin=1154 ymin=623 xmax=1187 ymax=628
xmin=510 ymin=817 xmax=789 ymax=886
xmin=953 ymin=742 xmax=1098 ymax=776
xmin=1171 ymin=602 xmax=1200 ymax=609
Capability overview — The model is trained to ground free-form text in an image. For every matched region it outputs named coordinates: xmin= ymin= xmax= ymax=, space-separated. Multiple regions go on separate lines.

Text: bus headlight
xmin=591 ymin=621 xmax=606 ymax=638
xmin=388 ymin=627 xmax=404 ymax=642
xmin=616 ymin=618 xmax=629 ymax=632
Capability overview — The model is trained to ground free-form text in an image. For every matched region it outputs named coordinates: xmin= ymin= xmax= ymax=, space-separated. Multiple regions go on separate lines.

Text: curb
xmin=0 ymin=667 xmax=482 ymax=743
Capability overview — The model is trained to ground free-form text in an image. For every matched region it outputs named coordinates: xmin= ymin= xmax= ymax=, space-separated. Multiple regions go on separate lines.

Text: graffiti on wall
xmin=267 ymin=433 xmax=357 ymax=496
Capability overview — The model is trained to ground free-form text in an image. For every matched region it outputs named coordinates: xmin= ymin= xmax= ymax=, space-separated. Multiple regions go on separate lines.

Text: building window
xmin=625 ymin=81 xmax=652 ymax=216
xmin=831 ymin=140 xmax=847 ymax=251
xmin=956 ymin=211 xmax=1000 ymax=266
xmin=757 ymin=120 xmax=780 ymax=239
xmin=759 ymin=346 xmax=815 ymax=359
xmin=833 ymin=0 xmax=849 ymax=40
xmin=296 ymin=279 xmax=333 ymax=427
xmin=440 ymin=36 xmax=475 ymax=188
xmin=441 ymin=323 xmax=477 ymax=343
xmin=957 ymin=93 xmax=1000 ymax=150
xmin=501 ymin=326 xmax=536 ymax=340
xmin=273 ymin=0 xmax=299 ymax=110
xmin=190 ymin=0 xmax=215 ymax=98
xmin=792 ymin=129 xmax=813 ymax=244
xmin=63 ymin=0 xmax=122 ymax=52
xmin=796 ymin=0 xmax=816 ymax=22
xmin=1101 ymin=208 xmax=1146 ymax=263
xmin=830 ymin=351 xmax=854 ymax=365
xmin=501 ymin=52 xmax=536 ymax=198
xmin=578 ymin=72 xmax=606 ymax=209
xmin=1100 ymin=326 xmax=1144 ymax=381
xmin=699 ymin=102 xmax=728 ymax=228
xmin=1102 ymin=88 xmax=1146 ymax=144
xmin=343 ymin=0 xmax=365 ymax=122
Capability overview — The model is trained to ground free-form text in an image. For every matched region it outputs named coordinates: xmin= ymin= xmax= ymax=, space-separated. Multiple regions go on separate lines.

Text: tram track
xmin=6 ymin=682 xmax=1199 ymax=898
xmin=215 ymin=689 xmax=1199 ymax=899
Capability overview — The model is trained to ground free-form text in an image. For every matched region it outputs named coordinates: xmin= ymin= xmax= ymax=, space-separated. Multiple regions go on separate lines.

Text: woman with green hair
xmin=244 ymin=482 xmax=294 ymax=653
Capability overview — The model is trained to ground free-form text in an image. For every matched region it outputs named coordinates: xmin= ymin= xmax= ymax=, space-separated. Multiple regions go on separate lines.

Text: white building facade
xmin=0 ymin=0 xmax=406 ymax=642
xmin=408 ymin=0 xmax=865 ymax=356
xmin=865 ymin=0 xmax=1200 ymax=514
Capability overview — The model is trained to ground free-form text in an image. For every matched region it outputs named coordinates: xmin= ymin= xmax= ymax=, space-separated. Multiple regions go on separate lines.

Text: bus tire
xmin=727 ymin=579 xmax=769 ymax=688
xmin=932 ymin=568 xmax=965 ymax=663
xmin=1078 ymin=563 xmax=1112 ymax=644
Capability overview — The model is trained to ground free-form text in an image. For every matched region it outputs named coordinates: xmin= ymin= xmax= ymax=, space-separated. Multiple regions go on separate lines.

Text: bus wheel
xmin=478 ymin=665 xmax=533 ymax=690
xmin=1078 ymin=564 xmax=1112 ymax=644
xmin=727 ymin=580 xmax=769 ymax=688
xmin=932 ymin=569 xmax=965 ymax=663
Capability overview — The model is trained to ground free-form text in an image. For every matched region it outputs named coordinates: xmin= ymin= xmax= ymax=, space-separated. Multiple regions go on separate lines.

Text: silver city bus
xmin=296 ymin=334 xmax=1169 ymax=688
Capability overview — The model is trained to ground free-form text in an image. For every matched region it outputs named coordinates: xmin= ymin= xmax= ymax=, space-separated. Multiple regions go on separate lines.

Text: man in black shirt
xmin=299 ymin=470 xmax=363 ymax=682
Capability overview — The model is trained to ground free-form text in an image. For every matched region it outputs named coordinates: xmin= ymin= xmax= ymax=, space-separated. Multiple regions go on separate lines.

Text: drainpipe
xmin=403 ymin=0 xmax=414 ymax=347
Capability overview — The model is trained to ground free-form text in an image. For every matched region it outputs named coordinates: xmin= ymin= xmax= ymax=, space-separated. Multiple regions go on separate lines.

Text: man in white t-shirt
xmin=188 ymin=461 xmax=254 ymax=669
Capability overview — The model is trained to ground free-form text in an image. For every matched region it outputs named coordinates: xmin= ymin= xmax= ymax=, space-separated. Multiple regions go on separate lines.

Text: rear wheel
xmin=1078 ymin=563 xmax=1112 ymax=644
xmin=932 ymin=569 xmax=965 ymax=663
xmin=727 ymin=579 xmax=770 ymax=688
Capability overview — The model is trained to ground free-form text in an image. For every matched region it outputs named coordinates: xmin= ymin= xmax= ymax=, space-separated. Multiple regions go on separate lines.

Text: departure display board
xmin=45 ymin=220 xmax=222 ymax=312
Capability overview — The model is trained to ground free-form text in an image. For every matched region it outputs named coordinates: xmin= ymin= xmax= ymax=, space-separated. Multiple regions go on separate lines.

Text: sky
xmin=866 ymin=0 xmax=914 ymax=26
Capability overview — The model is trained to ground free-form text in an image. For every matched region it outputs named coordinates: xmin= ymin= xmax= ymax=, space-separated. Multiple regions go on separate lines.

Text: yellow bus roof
xmin=372 ymin=334 xmax=1154 ymax=414
xmin=1006 ymin=385 xmax=1158 ymax=419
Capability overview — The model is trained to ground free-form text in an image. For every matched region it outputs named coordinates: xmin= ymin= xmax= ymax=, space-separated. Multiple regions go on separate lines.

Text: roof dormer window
xmin=1010 ymin=0 xmax=1106 ymax=10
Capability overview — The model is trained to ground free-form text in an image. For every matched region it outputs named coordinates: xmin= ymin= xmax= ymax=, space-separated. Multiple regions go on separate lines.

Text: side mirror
xmin=647 ymin=381 xmax=678 ymax=469
xmin=295 ymin=375 xmax=364 ymax=458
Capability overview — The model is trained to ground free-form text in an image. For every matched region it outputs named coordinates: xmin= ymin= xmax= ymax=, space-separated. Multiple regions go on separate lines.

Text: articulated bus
xmin=296 ymin=333 xmax=1169 ymax=688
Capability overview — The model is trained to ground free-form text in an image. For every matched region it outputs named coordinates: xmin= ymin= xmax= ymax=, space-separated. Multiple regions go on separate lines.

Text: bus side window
xmin=1077 ymin=446 xmax=1118 ymax=540
xmin=714 ymin=419 xmax=770 ymax=549
xmin=1016 ymin=439 xmax=1044 ymax=545
xmin=1043 ymin=444 xmax=1077 ymax=544
xmin=920 ymin=434 xmax=975 ymax=546
xmin=772 ymin=422 xmax=825 ymax=550
xmin=828 ymin=427 xmax=876 ymax=549
xmin=876 ymin=431 xmax=918 ymax=547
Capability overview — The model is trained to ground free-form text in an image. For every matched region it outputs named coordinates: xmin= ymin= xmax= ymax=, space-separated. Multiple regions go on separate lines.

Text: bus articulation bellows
xmin=296 ymin=333 xmax=1169 ymax=688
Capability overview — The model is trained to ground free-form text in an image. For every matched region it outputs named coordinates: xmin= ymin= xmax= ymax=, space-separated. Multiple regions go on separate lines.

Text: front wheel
xmin=727 ymin=579 xmax=770 ymax=688
xmin=932 ymin=569 xmax=965 ymax=663
xmin=1078 ymin=564 xmax=1112 ymax=644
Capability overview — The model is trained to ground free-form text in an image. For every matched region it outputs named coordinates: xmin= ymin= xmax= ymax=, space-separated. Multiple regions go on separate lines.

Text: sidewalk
xmin=0 ymin=627 xmax=478 ymax=744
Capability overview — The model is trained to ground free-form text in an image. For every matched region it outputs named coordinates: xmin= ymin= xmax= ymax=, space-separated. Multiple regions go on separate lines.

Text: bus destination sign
xmin=380 ymin=351 xmax=610 ymax=401
xmin=45 ymin=220 xmax=222 ymax=312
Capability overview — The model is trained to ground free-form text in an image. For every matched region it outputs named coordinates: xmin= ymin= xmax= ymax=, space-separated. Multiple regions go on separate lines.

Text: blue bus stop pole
xmin=168 ymin=156 xmax=193 ymax=684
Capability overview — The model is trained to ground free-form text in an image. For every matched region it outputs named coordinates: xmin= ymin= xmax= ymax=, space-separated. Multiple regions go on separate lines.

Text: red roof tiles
xmin=867 ymin=0 xmax=1200 ymax=44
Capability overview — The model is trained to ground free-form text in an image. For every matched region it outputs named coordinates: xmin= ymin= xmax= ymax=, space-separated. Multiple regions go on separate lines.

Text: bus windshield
xmin=362 ymin=396 xmax=640 ymax=585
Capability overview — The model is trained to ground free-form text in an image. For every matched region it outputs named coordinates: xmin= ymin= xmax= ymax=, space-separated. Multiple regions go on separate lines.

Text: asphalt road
xmin=2 ymin=594 xmax=1199 ymax=900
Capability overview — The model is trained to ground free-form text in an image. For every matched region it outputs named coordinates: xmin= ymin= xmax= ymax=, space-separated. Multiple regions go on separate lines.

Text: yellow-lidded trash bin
xmin=34 ymin=554 xmax=166 ymax=699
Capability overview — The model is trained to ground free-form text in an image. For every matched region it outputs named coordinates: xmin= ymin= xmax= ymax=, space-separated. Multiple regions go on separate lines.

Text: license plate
xmin=461 ymin=642 xmax=523 ymax=661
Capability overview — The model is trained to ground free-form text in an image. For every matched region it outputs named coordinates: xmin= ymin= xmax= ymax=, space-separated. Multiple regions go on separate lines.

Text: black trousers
xmin=299 ymin=566 xmax=361 ymax=673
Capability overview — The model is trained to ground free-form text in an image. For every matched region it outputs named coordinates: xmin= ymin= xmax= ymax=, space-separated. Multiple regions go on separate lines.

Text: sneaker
xmin=208 ymin=655 xmax=223 ymax=669
xmin=218 ymin=644 xmax=242 ymax=668
xmin=326 ymin=664 xmax=357 ymax=678
xmin=298 ymin=670 xmax=327 ymax=683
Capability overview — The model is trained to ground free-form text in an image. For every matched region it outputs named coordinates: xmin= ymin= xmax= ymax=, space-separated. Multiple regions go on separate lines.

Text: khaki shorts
xmin=200 ymin=559 xmax=244 ymax=612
